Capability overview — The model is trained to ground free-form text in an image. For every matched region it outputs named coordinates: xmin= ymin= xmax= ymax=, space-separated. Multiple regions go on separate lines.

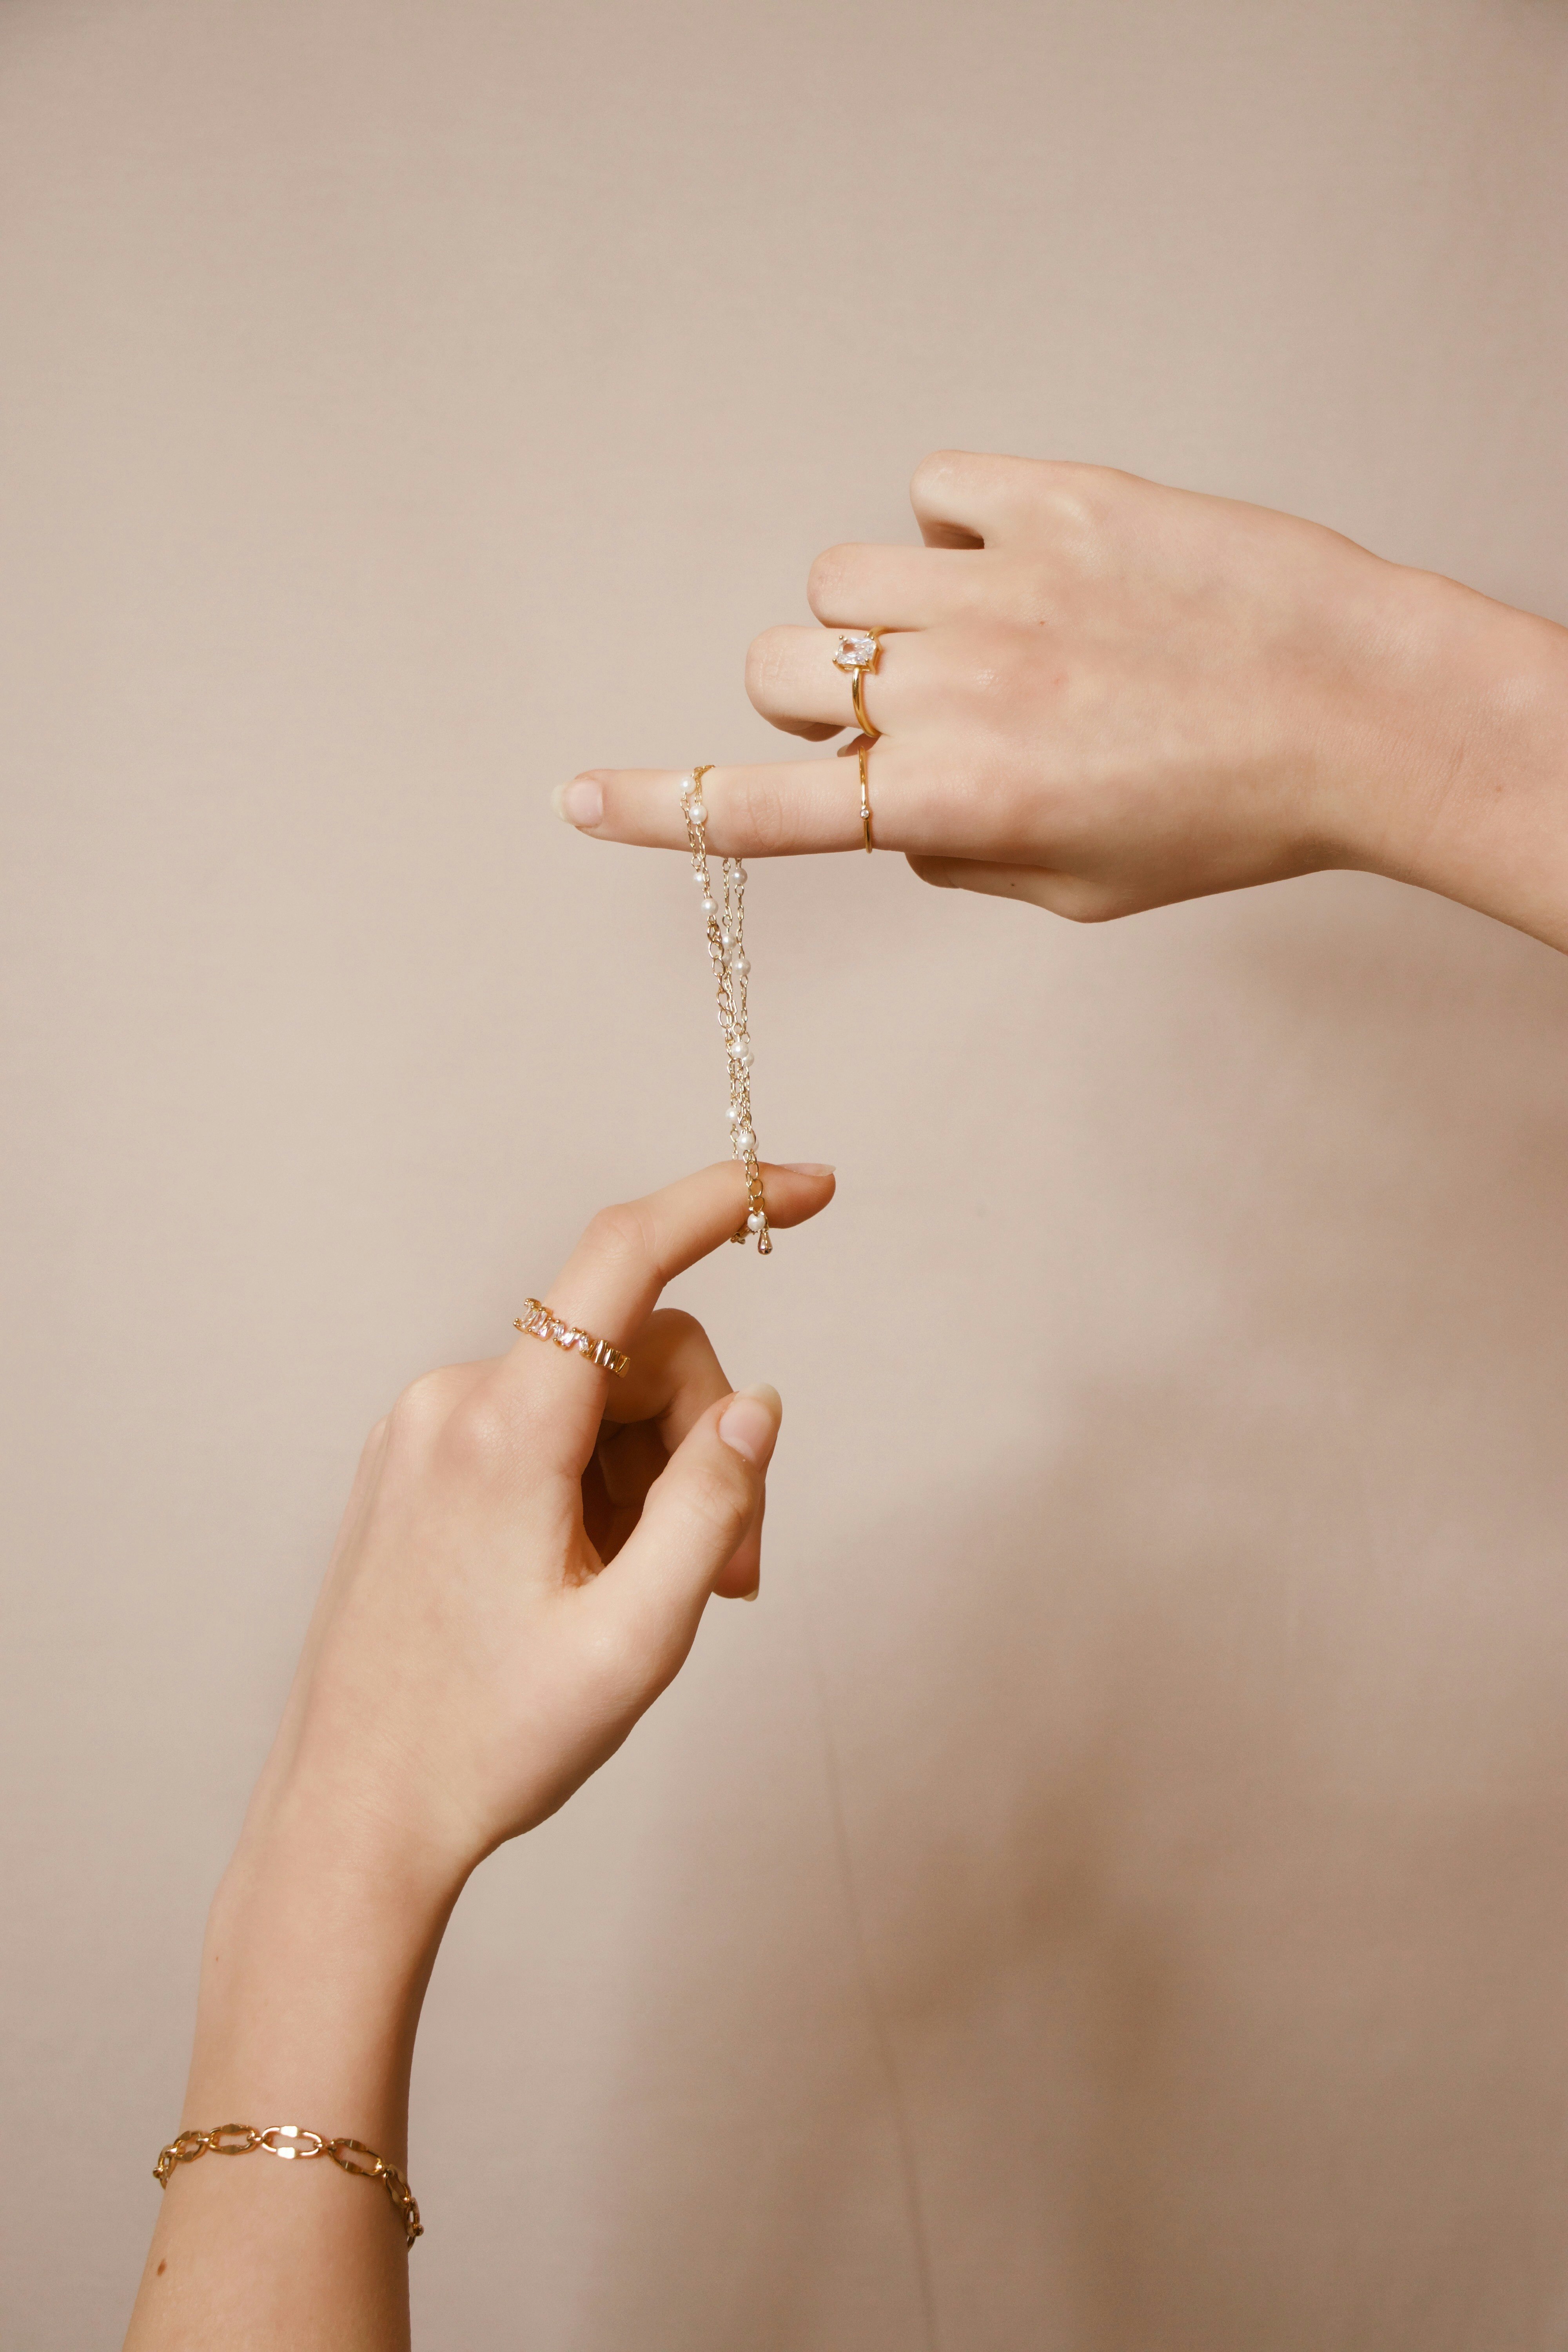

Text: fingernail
xmin=743 ymin=1585 xmax=760 ymax=1602
xmin=781 ymin=1161 xmax=835 ymax=1176
xmin=552 ymin=775 xmax=604 ymax=827
xmin=717 ymin=1382 xmax=782 ymax=1466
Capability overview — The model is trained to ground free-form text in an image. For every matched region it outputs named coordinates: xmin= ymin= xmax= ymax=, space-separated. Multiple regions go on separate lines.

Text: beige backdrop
xmin=5 ymin=2 xmax=1568 ymax=2345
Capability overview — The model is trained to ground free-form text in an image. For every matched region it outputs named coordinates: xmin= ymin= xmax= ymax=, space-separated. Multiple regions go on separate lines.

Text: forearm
xmin=124 ymin=1795 xmax=462 ymax=2352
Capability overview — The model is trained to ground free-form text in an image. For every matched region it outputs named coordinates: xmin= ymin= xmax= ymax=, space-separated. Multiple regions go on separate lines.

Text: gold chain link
xmin=152 ymin=2123 xmax=423 ymax=2250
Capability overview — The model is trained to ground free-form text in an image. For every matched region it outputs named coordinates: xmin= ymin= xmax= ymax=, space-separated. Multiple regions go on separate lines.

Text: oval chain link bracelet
xmin=153 ymin=2123 xmax=423 ymax=2250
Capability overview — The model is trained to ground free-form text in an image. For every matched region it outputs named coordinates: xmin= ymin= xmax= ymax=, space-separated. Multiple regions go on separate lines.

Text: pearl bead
xmin=736 ymin=1129 xmax=754 ymax=1153
xmin=688 ymin=799 xmax=706 ymax=823
xmin=731 ymin=953 xmax=750 ymax=976
xmin=701 ymin=895 xmax=715 ymax=913
xmin=746 ymin=1210 xmax=764 ymax=1231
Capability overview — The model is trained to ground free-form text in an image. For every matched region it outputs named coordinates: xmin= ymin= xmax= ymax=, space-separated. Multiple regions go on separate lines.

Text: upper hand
xmin=557 ymin=450 xmax=1492 ymax=922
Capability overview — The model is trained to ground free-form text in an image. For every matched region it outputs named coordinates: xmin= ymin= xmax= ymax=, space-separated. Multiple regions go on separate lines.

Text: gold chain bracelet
xmin=153 ymin=2123 xmax=423 ymax=2250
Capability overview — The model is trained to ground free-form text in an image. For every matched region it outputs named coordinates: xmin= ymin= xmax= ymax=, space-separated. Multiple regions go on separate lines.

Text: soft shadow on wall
xmin=523 ymin=880 xmax=1568 ymax=2352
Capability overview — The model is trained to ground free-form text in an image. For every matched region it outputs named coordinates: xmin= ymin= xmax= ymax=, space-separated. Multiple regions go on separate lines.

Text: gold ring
xmin=832 ymin=630 xmax=882 ymax=740
xmin=856 ymin=735 xmax=873 ymax=853
xmin=514 ymin=1299 xmax=630 ymax=1376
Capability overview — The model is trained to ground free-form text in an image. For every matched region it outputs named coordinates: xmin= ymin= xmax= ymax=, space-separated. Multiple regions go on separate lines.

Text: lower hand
xmin=245 ymin=1159 xmax=835 ymax=1892
xmin=127 ymin=1161 xmax=834 ymax=2347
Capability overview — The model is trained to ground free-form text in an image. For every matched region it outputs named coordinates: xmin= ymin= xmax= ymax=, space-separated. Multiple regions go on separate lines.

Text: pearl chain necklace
xmin=680 ymin=768 xmax=770 ymax=1253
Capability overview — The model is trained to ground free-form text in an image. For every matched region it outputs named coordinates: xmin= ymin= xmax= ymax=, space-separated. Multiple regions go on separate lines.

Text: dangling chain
xmin=680 ymin=768 xmax=770 ymax=1253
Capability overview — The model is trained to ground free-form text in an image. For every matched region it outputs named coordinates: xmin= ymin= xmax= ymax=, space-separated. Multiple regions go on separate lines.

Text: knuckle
xmin=806 ymin=543 xmax=860 ymax=617
xmin=953 ymin=632 xmax=1032 ymax=709
xmin=581 ymin=1200 xmax=653 ymax=1274
xmin=744 ymin=627 xmax=798 ymax=708
xmin=577 ymin=1614 xmax=670 ymax=1713
xmin=735 ymin=771 xmax=799 ymax=856
xmin=911 ymin=446 xmax=1001 ymax=508
xmin=1035 ymin=460 xmax=1129 ymax=544
xmin=434 ymin=1379 xmax=519 ymax=1478
xmin=910 ymin=446 xmax=964 ymax=498
xmin=682 ymin=1455 xmax=752 ymax=1543
xmin=646 ymin=1305 xmax=705 ymax=1347
xmin=386 ymin=1368 xmax=456 ymax=1448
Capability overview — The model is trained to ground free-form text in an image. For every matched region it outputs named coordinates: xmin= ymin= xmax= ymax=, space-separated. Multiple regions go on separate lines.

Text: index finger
xmin=555 ymin=753 xmax=925 ymax=858
xmin=499 ymin=1160 xmax=835 ymax=1445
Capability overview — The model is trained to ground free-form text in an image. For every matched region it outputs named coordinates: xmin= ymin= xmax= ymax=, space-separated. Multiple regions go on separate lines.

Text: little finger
xmin=806 ymin=541 xmax=987 ymax=628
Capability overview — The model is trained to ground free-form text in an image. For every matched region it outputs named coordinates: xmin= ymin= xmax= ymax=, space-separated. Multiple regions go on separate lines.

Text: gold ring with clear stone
xmin=832 ymin=630 xmax=882 ymax=740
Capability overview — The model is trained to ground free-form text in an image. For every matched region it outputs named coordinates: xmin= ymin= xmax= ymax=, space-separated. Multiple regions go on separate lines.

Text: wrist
xmin=183 ymin=1795 xmax=464 ymax=2160
xmin=1335 ymin=564 xmax=1568 ymax=951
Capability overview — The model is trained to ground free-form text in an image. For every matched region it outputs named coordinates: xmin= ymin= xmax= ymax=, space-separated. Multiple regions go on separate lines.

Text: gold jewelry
xmin=153 ymin=2123 xmax=423 ymax=2250
xmin=836 ymin=730 xmax=876 ymax=852
xmin=514 ymin=1299 xmax=630 ymax=1376
xmin=680 ymin=768 xmax=770 ymax=1253
xmin=832 ymin=630 xmax=882 ymax=740
xmin=856 ymin=735 xmax=873 ymax=853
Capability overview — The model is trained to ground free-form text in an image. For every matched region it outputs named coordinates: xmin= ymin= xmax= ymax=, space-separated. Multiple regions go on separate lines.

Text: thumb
xmin=593 ymin=1384 xmax=783 ymax=1650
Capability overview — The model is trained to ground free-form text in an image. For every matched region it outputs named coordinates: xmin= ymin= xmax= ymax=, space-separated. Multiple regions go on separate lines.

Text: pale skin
xmin=123 ymin=1160 xmax=836 ymax=2352
xmin=129 ymin=451 xmax=1568 ymax=2347
xmin=556 ymin=451 xmax=1568 ymax=953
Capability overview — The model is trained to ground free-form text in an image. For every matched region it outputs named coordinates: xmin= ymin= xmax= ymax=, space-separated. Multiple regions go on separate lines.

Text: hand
xmin=557 ymin=452 xmax=1568 ymax=944
xmin=247 ymin=1158 xmax=835 ymax=1888
xmin=126 ymin=1160 xmax=834 ymax=2351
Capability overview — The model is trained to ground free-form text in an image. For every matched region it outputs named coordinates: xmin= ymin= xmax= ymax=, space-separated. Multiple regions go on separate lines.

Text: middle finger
xmin=592 ymin=1307 xmax=766 ymax=1598
xmin=603 ymin=1306 xmax=731 ymax=1450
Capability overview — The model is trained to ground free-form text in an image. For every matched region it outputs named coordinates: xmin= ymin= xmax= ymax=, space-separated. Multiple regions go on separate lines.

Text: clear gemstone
xmin=833 ymin=631 xmax=877 ymax=672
